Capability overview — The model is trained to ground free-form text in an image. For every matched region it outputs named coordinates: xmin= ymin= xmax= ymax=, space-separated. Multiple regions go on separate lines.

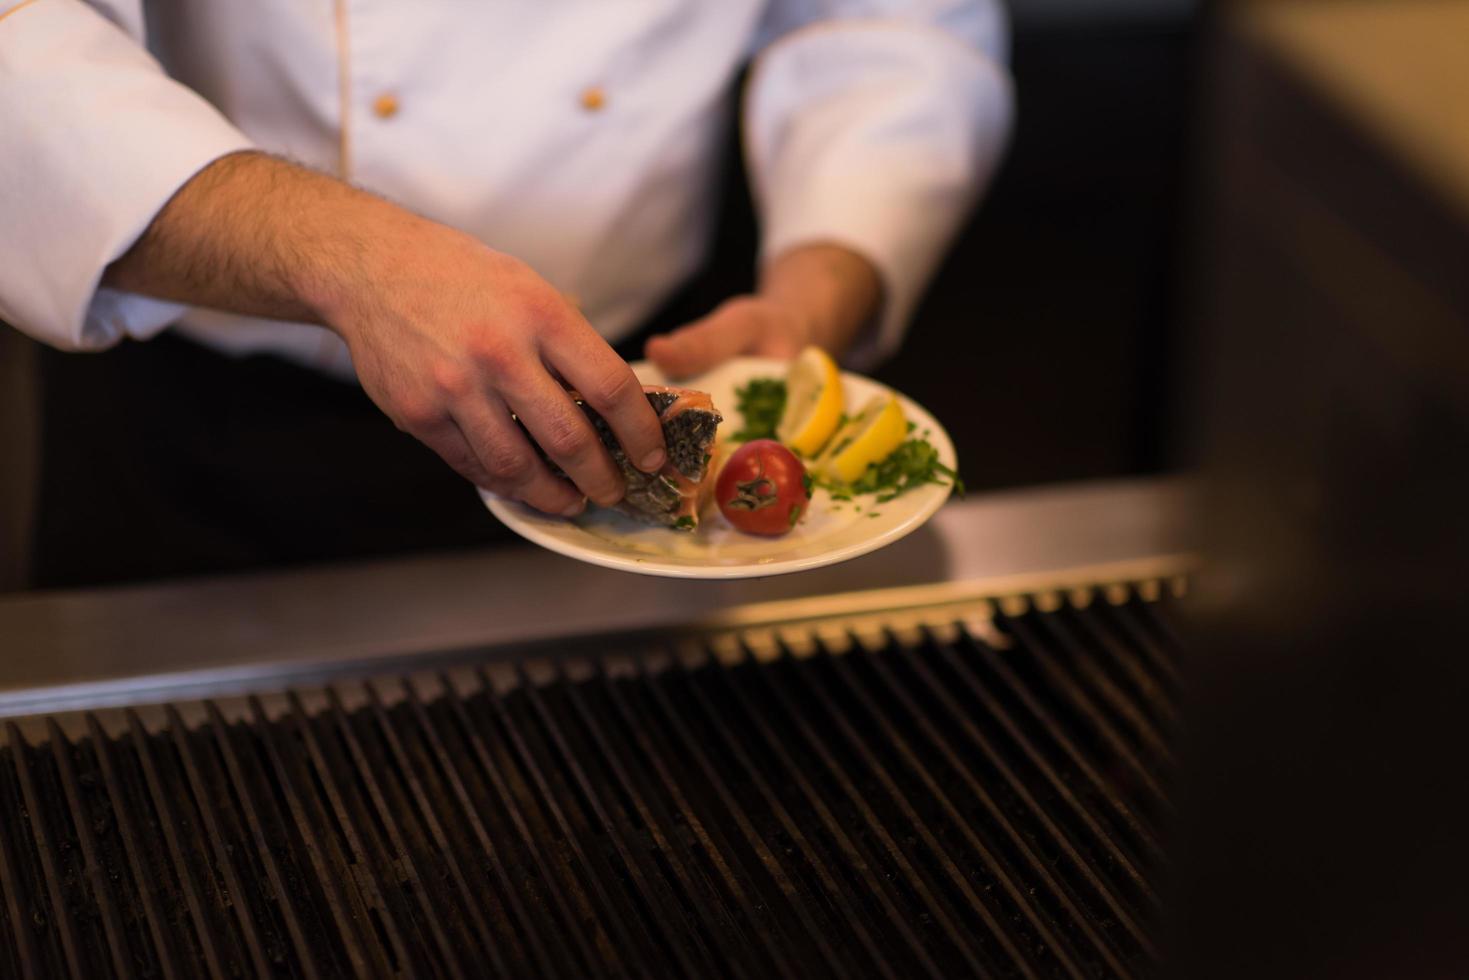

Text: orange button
xmin=372 ymin=93 xmax=400 ymax=119
xmin=579 ymin=86 xmax=607 ymax=112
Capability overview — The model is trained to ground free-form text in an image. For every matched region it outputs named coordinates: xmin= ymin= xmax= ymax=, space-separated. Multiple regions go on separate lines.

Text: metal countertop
xmin=0 ymin=477 xmax=1194 ymax=714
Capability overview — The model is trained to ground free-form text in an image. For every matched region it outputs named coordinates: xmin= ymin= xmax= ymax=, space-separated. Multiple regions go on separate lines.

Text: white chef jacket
xmin=0 ymin=0 xmax=1012 ymax=380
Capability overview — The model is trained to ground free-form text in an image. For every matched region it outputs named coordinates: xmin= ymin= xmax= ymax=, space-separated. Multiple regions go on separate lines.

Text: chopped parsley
xmin=848 ymin=438 xmax=964 ymax=501
xmin=810 ymin=436 xmax=963 ymax=503
xmin=673 ymin=515 xmax=696 ymax=530
xmin=732 ymin=378 xmax=786 ymax=442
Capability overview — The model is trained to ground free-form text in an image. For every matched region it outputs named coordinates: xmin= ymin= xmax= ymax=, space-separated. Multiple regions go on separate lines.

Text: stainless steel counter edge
xmin=0 ymin=477 xmax=1195 ymax=714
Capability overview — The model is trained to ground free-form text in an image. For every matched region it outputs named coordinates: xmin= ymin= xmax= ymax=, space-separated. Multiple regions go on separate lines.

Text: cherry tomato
xmin=716 ymin=439 xmax=812 ymax=536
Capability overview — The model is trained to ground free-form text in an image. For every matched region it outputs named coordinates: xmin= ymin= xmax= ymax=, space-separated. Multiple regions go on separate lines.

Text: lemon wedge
xmin=816 ymin=393 xmax=908 ymax=484
xmin=776 ymin=346 xmax=844 ymax=457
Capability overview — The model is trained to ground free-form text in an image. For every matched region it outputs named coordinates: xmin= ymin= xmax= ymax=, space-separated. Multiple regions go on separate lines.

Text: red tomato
xmin=716 ymin=440 xmax=812 ymax=536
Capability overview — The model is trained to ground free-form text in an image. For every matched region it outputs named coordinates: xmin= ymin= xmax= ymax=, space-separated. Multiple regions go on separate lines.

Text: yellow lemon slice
xmin=816 ymin=393 xmax=908 ymax=484
xmin=776 ymin=346 xmax=844 ymax=457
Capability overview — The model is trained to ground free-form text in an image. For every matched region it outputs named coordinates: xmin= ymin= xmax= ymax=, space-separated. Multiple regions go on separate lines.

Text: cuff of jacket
xmin=0 ymin=0 xmax=255 ymax=351
xmin=746 ymin=19 xmax=1014 ymax=369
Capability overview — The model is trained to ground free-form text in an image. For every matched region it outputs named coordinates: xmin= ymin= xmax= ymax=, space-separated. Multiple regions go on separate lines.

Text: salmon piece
xmin=539 ymin=386 xmax=723 ymax=529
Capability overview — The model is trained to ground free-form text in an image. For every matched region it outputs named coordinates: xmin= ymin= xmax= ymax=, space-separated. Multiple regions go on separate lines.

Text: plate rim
xmin=481 ymin=358 xmax=956 ymax=579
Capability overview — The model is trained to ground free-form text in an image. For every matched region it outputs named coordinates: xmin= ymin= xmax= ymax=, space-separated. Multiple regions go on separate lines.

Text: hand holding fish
xmin=645 ymin=243 xmax=882 ymax=378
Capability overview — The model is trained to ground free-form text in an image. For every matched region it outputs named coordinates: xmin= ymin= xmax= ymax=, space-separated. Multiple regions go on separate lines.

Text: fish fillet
xmin=538 ymin=386 xmax=723 ymax=529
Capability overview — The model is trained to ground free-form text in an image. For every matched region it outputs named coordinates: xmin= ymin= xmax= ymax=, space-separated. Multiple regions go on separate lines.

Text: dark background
xmin=885 ymin=11 xmax=1197 ymax=489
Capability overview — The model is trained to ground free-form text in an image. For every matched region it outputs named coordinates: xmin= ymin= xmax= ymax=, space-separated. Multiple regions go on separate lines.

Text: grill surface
xmin=0 ymin=590 xmax=1178 ymax=979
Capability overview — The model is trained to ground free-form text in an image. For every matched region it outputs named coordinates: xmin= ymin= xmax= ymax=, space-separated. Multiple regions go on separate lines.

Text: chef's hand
xmin=330 ymin=228 xmax=667 ymax=516
xmin=646 ymin=243 xmax=883 ymax=378
xmin=102 ymin=151 xmax=666 ymax=516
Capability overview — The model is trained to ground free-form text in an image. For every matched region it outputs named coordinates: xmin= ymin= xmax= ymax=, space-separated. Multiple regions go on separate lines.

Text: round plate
xmin=481 ymin=357 xmax=957 ymax=579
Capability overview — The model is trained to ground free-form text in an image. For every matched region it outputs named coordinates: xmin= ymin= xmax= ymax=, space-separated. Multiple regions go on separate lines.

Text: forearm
xmin=101 ymin=150 xmax=419 ymax=326
xmin=103 ymin=148 xmax=666 ymax=513
xmin=758 ymin=243 xmax=882 ymax=359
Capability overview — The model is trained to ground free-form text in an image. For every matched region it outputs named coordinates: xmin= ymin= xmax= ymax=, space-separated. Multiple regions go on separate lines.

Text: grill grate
xmin=0 ymin=591 xmax=1179 ymax=979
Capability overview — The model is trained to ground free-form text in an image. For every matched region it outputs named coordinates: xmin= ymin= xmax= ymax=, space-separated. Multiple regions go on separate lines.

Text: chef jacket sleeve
xmin=746 ymin=0 xmax=1014 ymax=367
xmin=0 ymin=0 xmax=255 ymax=351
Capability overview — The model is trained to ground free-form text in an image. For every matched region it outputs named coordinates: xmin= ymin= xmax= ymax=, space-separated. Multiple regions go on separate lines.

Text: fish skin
xmin=530 ymin=389 xmax=722 ymax=528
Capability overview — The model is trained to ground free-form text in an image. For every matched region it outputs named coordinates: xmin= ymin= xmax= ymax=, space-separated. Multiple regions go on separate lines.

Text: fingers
xmin=645 ymin=301 xmax=761 ymax=379
xmin=543 ymin=317 xmax=667 ymax=473
xmin=446 ymin=395 xmax=588 ymax=517
xmin=407 ymin=418 xmax=497 ymax=489
xmin=498 ymin=373 xmax=628 ymax=508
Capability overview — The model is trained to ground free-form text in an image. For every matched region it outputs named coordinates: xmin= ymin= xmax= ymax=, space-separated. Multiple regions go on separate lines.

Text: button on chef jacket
xmin=0 ymin=0 xmax=1013 ymax=379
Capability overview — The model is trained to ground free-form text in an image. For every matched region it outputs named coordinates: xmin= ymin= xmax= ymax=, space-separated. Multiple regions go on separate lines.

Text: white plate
xmin=481 ymin=357 xmax=958 ymax=579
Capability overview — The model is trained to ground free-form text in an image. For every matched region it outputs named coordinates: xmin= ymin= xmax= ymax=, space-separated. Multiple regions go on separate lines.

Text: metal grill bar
xmin=435 ymin=676 xmax=607 ymax=979
xmin=0 ymin=590 xmax=1179 ymax=978
xmin=596 ymin=663 xmax=792 ymax=976
xmin=248 ymin=695 xmax=384 ymax=979
xmin=667 ymin=659 xmax=906 ymax=978
xmin=558 ymin=665 xmax=751 ymax=978
xmin=517 ymin=664 xmax=709 ymax=978
xmin=1112 ymin=600 xmax=1185 ymax=687
xmin=126 ymin=708 xmax=234 ymax=979
xmin=638 ymin=657 xmax=859 ymax=978
xmin=166 ymin=703 xmax=280 ymax=976
xmin=285 ymin=691 xmax=424 ymax=979
xmin=401 ymin=680 xmax=561 ymax=979
xmin=7 ymin=724 xmax=88 ymax=978
xmin=764 ymin=644 xmax=1047 ymax=978
xmin=1071 ymin=606 xmax=1179 ymax=730
xmin=46 ymin=721 xmax=134 ymax=978
xmin=957 ymin=626 xmax=1165 ymax=858
xmin=364 ymin=684 xmax=509 ymax=976
xmin=705 ymin=653 xmax=959 ymax=977
xmin=324 ymin=687 xmax=471 ymax=978
xmin=1032 ymin=614 xmax=1175 ymax=767
xmin=1000 ymin=615 xmax=1172 ymax=810
xmin=827 ymin=637 xmax=1142 ymax=975
xmin=482 ymin=671 xmax=653 ymax=976
xmin=206 ymin=702 xmax=324 ymax=979
xmin=86 ymin=714 xmax=182 ymax=980
xmin=0 ymin=785 xmax=38 ymax=979
xmin=867 ymin=634 xmax=1156 ymax=960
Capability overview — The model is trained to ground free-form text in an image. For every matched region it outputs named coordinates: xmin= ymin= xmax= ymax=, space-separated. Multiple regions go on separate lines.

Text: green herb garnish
xmin=846 ymin=438 xmax=964 ymax=500
xmin=732 ymin=378 xmax=786 ymax=442
xmin=673 ymin=516 xmax=696 ymax=530
xmin=788 ymin=504 xmax=801 ymax=528
xmin=811 ymin=436 xmax=962 ymax=502
xmin=801 ymin=472 xmax=813 ymax=499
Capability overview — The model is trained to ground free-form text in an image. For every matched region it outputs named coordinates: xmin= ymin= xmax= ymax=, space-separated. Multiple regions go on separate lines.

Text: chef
xmin=0 ymin=0 xmax=1012 ymax=585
